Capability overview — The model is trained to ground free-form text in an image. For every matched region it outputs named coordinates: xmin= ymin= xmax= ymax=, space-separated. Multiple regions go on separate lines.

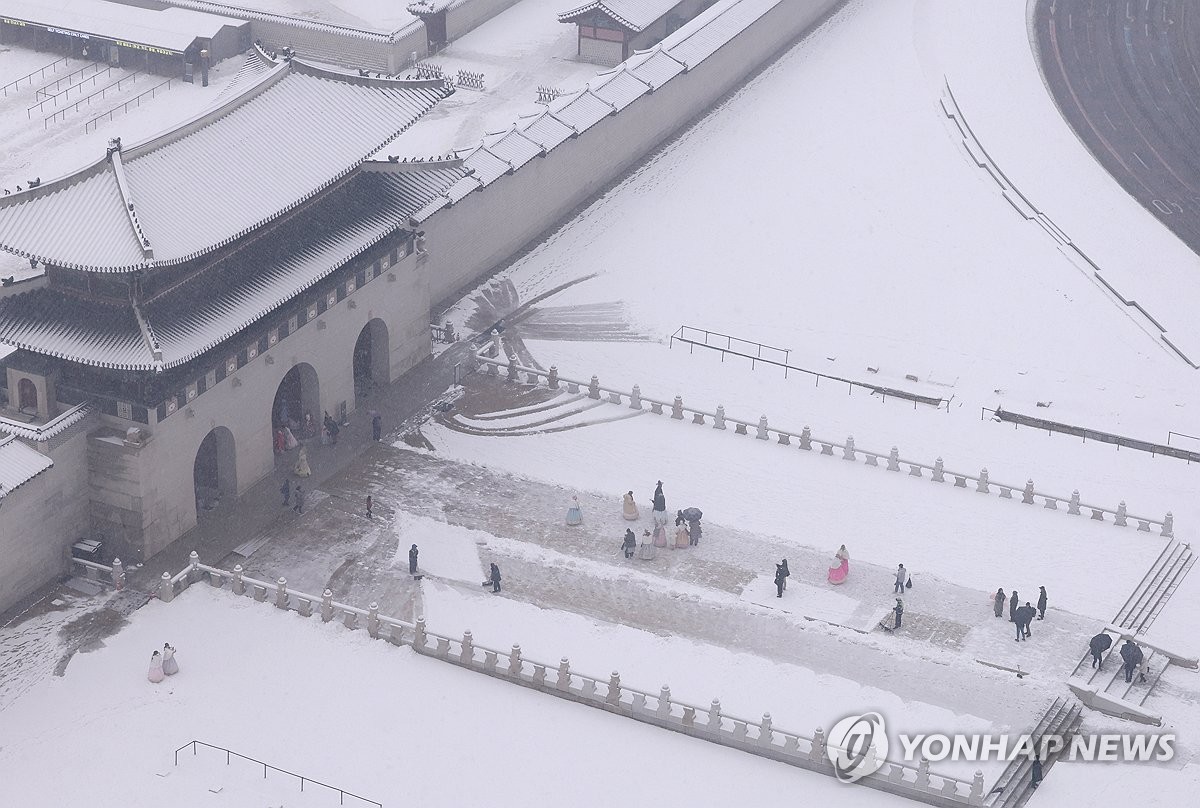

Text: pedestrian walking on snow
xmin=892 ymin=599 xmax=904 ymax=630
xmin=622 ymin=491 xmax=640 ymax=521
xmin=1120 ymin=639 xmax=1144 ymax=683
xmin=1030 ymin=755 xmax=1043 ymax=789
xmin=638 ymin=529 xmax=656 ymax=560
xmin=651 ymin=481 xmax=667 ymax=525
xmin=1015 ymin=603 xmax=1036 ymax=641
xmin=148 ymin=651 xmax=164 ymax=684
xmin=993 ymin=588 xmax=1006 ymax=618
xmin=566 ymin=496 xmax=583 ymax=526
xmin=774 ymin=564 xmax=786 ymax=598
xmin=366 ymin=495 xmax=373 ymax=519
xmin=622 ymin=529 xmax=637 ymax=559
xmin=489 ymin=563 xmax=502 ymax=593
xmin=293 ymin=484 xmax=305 ymax=514
xmin=894 ymin=564 xmax=907 ymax=594
xmin=780 ymin=558 xmax=790 ymax=590
xmin=1089 ymin=632 xmax=1112 ymax=668
xmin=409 ymin=544 xmax=419 ymax=575
xmin=1037 ymin=586 xmax=1048 ymax=620
xmin=1009 ymin=590 xmax=1019 ymax=622
xmin=371 ymin=411 xmax=382 ymax=442
xmin=162 ymin=643 xmax=179 ymax=676
xmin=280 ymin=476 xmax=291 ymax=506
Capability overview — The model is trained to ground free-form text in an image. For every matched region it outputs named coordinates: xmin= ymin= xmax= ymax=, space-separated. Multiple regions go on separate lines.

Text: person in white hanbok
xmin=293 ymin=445 xmax=312 ymax=477
xmin=162 ymin=643 xmax=179 ymax=676
xmin=148 ymin=651 xmax=164 ymax=684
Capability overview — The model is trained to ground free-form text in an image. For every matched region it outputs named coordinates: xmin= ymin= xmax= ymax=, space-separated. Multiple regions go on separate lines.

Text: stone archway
xmin=272 ymin=363 xmax=320 ymax=443
xmin=353 ymin=318 xmax=389 ymax=401
xmin=193 ymin=426 xmax=237 ymax=518
xmin=17 ymin=377 xmax=37 ymax=412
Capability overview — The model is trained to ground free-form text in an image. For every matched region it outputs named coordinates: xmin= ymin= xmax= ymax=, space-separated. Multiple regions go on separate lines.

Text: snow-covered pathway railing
xmin=469 ymin=340 xmax=1174 ymax=537
xmin=156 ymin=555 xmax=983 ymax=807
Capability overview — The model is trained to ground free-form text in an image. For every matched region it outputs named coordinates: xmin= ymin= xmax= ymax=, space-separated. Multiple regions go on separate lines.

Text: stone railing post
xmin=932 ymin=457 xmax=945 ymax=482
xmin=232 ymin=564 xmax=245 ymax=595
xmin=713 ymin=405 xmax=726 ymax=430
xmin=976 ymin=468 xmax=990 ymax=494
xmin=1115 ymin=501 xmax=1128 ymax=527
xmin=887 ymin=446 xmax=901 ymax=471
xmin=367 ymin=603 xmax=380 ymax=638
xmin=969 ymin=770 xmax=984 ymax=804
xmin=843 ymin=435 xmax=856 ymax=461
xmin=629 ymin=385 xmax=642 ymax=409
xmin=707 ymin=698 xmax=721 ymax=732
xmin=506 ymin=357 xmax=517 ymax=381
xmin=111 ymin=558 xmax=125 ymax=590
xmin=799 ymin=426 xmax=812 ymax=450
xmin=657 ymin=685 xmax=671 ymax=718
xmin=547 ymin=366 xmax=559 ymax=389
xmin=158 ymin=572 xmax=174 ymax=603
xmin=759 ymin=713 xmax=773 ymax=747
xmin=810 ymin=727 xmax=826 ymax=763
xmin=413 ymin=616 xmax=427 ymax=650
xmin=490 ymin=329 xmax=501 ymax=358
xmin=461 ymin=630 xmax=474 ymax=663
xmin=671 ymin=396 xmax=684 ymax=419
xmin=756 ymin=416 xmax=769 ymax=439
xmin=588 ymin=376 xmax=601 ymax=399
xmin=274 ymin=577 xmax=288 ymax=609
xmin=1162 ymin=512 xmax=1174 ymax=538
xmin=320 ymin=589 xmax=334 ymax=622
xmin=1022 ymin=479 xmax=1035 ymax=504
xmin=607 ymin=671 xmax=621 ymax=705
xmin=187 ymin=551 xmax=201 ymax=583
xmin=557 ymin=657 xmax=571 ymax=690
xmin=508 ymin=644 xmax=522 ymax=676
xmin=915 ymin=757 xmax=930 ymax=788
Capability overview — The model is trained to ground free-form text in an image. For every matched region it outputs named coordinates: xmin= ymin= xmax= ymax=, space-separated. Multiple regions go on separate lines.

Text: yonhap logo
xmin=827 ymin=712 xmax=889 ymax=783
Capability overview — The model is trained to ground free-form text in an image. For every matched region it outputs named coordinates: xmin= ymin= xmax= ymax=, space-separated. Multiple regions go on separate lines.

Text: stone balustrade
xmin=160 ymin=556 xmax=982 ymax=806
xmin=471 ymin=348 xmax=1174 ymax=537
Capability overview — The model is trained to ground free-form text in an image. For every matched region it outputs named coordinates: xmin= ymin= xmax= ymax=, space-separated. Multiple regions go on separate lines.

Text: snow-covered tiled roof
xmin=2 ymin=0 xmax=244 ymax=53
xmin=557 ymin=0 xmax=682 ymax=33
xmin=0 ymin=52 xmax=451 ymax=273
xmin=0 ymin=435 xmax=53 ymax=501
xmin=0 ymin=167 xmax=465 ymax=371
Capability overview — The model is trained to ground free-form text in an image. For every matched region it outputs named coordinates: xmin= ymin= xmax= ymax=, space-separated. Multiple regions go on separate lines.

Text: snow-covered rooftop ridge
xmin=157 ymin=0 xmax=423 ymax=40
xmin=0 ymin=433 xmax=53 ymax=499
xmin=1 ymin=0 xmax=245 ymax=52
xmin=0 ymin=48 xmax=452 ymax=272
xmin=414 ymin=0 xmax=776 ymax=221
xmin=557 ymin=0 xmax=684 ymax=32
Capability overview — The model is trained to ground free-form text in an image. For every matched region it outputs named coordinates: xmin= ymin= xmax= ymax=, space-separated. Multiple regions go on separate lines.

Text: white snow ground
xmin=0 ymin=584 xmax=905 ymax=808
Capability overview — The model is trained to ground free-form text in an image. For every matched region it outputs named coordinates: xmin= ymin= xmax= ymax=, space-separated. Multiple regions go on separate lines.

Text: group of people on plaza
xmin=572 ymin=482 xmax=705 ymax=560
xmin=993 ymin=585 xmax=1048 ymax=642
xmin=147 ymin=643 xmax=179 ymax=683
xmin=1088 ymin=632 xmax=1149 ymax=684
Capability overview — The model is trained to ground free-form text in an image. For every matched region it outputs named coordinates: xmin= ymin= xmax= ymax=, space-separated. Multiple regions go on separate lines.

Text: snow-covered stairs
xmin=984 ymin=697 xmax=1081 ymax=808
xmin=442 ymin=390 xmax=644 ymax=436
xmin=1112 ymin=539 xmax=1195 ymax=634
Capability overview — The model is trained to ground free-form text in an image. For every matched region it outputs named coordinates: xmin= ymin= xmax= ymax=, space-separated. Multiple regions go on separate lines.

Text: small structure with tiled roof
xmin=557 ymin=0 xmax=714 ymax=65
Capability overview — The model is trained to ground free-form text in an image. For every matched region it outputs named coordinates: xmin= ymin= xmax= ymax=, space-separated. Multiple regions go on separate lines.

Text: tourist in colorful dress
xmin=828 ymin=545 xmax=849 ymax=585
xmin=162 ymin=643 xmax=179 ymax=676
xmin=651 ymin=481 xmax=667 ymax=526
xmin=637 ymin=529 xmax=656 ymax=560
xmin=566 ymin=496 xmax=583 ymax=526
xmin=674 ymin=522 xmax=689 ymax=549
xmin=148 ymin=651 xmax=164 ymax=684
xmin=293 ymin=445 xmax=311 ymax=477
xmin=652 ymin=522 xmax=668 ymax=548
xmin=622 ymin=491 xmax=640 ymax=521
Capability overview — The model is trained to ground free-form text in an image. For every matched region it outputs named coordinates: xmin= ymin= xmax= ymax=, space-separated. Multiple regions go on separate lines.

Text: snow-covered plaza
xmin=3 ymin=0 xmax=1200 ymax=806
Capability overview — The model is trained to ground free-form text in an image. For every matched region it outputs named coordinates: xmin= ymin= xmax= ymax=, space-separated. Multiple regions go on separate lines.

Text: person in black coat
xmin=780 ymin=559 xmax=790 ymax=590
xmin=280 ymin=476 xmax=291 ymax=506
xmin=774 ymin=565 xmax=786 ymax=598
xmin=408 ymin=544 xmax=419 ymax=574
xmin=1120 ymin=639 xmax=1144 ymax=683
xmin=892 ymin=599 xmax=904 ymax=629
xmin=623 ymin=528 xmax=638 ymax=555
xmin=1089 ymin=633 xmax=1112 ymax=668
xmin=1030 ymin=754 xmax=1043 ymax=789
xmin=489 ymin=562 xmax=502 ymax=593
xmin=1009 ymin=590 xmax=1019 ymax=622
xmin=651 ymin=481 xmax=666 ymax=513
xmin=993 ymin=588 xmax=1006 ymax=618
xmin=1015 ymin=603 xmax=1036 ymax=641
xmin=1037 ymin=586 xmax=1048 ymax=620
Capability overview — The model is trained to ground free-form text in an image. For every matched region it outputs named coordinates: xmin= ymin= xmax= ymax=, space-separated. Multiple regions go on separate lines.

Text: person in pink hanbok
xmin=148 ymin=651 xmax=164 ymax=684
xmin=828 ymin=544 xmax=850 ymax=585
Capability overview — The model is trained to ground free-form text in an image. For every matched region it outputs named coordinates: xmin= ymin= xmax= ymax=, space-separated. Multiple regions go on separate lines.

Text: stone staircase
xmin=985 ymin=697 xmax=1082 ymax=808
xmin=442 ymin=391 xmax=643 ymax=436
xmin=1066 ymin=539 xmax=1196 ymax=724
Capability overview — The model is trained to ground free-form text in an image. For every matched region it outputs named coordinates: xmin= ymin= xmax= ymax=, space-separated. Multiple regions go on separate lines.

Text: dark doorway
xmin=194 ymin=426 xmax=236 ymax=519
xmin=353 ymin=319 xmax=389 ymax=401
xmin=17 ymin=377 xmax=37 ymax=413
xmin=426 ymin=11 xmax=448 ymax=53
